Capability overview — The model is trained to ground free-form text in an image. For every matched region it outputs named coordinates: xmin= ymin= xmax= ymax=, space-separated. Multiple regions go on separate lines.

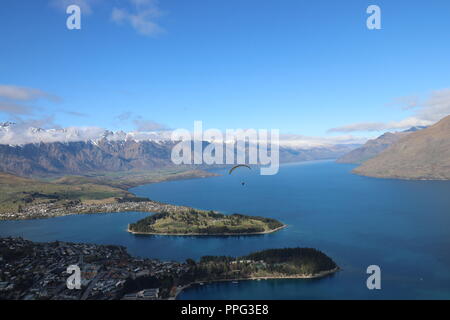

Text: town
xmin=0 ymin=237 xmax=189 ymax=300
xmin=0 ymin=198 xmax=198 ymax=221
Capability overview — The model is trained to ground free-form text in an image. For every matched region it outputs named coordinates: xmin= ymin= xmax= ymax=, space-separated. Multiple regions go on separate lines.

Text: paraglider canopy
xmin=229 ymin=164 xmax=251 ymax=175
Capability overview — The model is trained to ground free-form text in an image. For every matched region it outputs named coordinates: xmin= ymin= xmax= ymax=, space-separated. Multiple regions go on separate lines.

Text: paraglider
xmin=228 ymin=164 xmax=251 ymax=175
xmin=229 ymin=165 xmax=251 ymax=186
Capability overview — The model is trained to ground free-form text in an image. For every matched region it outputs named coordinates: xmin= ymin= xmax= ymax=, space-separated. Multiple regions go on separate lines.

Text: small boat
xmin=232 ymin=281 xmax=239 ymax=284
xmin=199 ymin=282 xmax=204 ymax=285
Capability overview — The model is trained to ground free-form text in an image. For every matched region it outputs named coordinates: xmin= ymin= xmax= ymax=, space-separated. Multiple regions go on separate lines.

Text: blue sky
xmin=1 ymin=0 xmax=450 ymax=140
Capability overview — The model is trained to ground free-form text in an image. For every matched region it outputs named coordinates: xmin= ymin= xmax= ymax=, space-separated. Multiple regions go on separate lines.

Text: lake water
xmin=1 ymin=161 xmax=450 ymax=299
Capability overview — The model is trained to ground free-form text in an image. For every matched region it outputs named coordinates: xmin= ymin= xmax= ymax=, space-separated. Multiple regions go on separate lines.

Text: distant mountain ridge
xmin=0 ymin=121 xmax=173 ymax=146
xmin=337 ymin=132 xmax=409 ymax=164
xmin=353 ymin=116 xmax=450 ymax=180
xmin=336 ymin=126 xmax=428 ymax=164
xmin=0 ymin=139 xmax=358 ymax=177
xmin=281 ymin=144 xmax=360 ymax=163
xmin=0 ymin=122 xmax=360 ymax=177
xmin=0 ymin=139 xmax=175 ymax=177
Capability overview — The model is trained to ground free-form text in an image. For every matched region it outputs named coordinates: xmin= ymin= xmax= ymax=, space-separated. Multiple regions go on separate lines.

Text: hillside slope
xmin=0 ymin=139 xmax=175 ymax=177
xmin=337 ymin=132 xmax=408 ymax=164
xmin=354 ymin=116 xmax=450 ymax=180
xmin=0 ymin=172 xmax=130 ymax=214
xmin=337 ymin=126 xmax=427 ymax=164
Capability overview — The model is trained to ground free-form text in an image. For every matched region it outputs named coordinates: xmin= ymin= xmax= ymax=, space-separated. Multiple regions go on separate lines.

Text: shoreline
xmin=0 ymin=169 xmax=219 ymax=221
xmin=173 ymin=267 xmax=340 ymax=300
xmin=352 ymin=169 xmax=450 ymax=181
xmin=0 ymin=200 xmax=197 ymax=221
xmin=127 ymin=224 xmax=287 ymax=236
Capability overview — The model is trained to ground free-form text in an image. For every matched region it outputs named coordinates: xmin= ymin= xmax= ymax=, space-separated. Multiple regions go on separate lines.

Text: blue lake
xmin=1 ymin=161 xmax=450 ymax=299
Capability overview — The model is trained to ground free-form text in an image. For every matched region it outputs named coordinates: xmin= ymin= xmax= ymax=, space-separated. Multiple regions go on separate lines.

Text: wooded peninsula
xmin=128 ymin=209 xmax=286 ymax=236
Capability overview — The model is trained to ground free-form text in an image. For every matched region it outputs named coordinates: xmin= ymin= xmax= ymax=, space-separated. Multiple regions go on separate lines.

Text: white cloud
xmin=0 ymin=85 xmax=60 ymax=102
xmin=0 ymin=125 xmax=105 ymax=145
xmin=133 ymin=119 xmax=168 ymax=131
xmin=50 ymin=1 xmax=165 ymax=36
xmin=416 ymin=88 xmax=450 ymax=122
xmin=328 ymin=122 xmax=387 ymax=133
xmin=111 ymin=0 xmax=164 ymax=36
xmin=328 ymin=117 xmax=432 ymax=133
xmin=0 ymin=85 xmax=60 ymax=117
xmin=194 ymin=132 xmax=366 ymax=148
xmin=116 ymin=111 xmax=133 ymax=121
xmin=64 ymin=111 xmax=88 ymax=117
xmin=0 ymin=120 xmax=175 ymax=145
xmin=328 ymin=88 xmax=450 ymax=133
xmin=0 ymin=102 xmax=33 ymax=115
xmin=386 ymin=95 xmax=420 ymax=110
xmin=0 ymin=120 xmax=366 ymax=147
xmin=277 ymin=134 xmax=367 ymax=148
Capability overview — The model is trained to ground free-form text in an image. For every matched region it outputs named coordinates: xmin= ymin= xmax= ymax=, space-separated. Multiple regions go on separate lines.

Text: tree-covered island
xmin=128 ymin=209 xmax=286 ymax=235
xmin=124 ymin=248 xmax=339 ymax=298
xmin=176 ymin=248 xmax=339 ymax=290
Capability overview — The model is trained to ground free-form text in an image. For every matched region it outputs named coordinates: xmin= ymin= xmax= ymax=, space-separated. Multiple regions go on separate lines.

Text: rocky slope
xmin=336 ymin=132 xmax=409 ymax=164
xmin=353 ymin=116 xmax=450 ymax=180
xmin=336 ymin=126 xmax=427 ymax=164
xmin=0 ymin=139 xmax=175 ymax=177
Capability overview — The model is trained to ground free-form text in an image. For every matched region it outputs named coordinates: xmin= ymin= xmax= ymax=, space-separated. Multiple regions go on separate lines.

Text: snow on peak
xmin=0 ymin=123 xmax=367 ymax=148
xmin=0 ymin=123 xmax=173 ymax=146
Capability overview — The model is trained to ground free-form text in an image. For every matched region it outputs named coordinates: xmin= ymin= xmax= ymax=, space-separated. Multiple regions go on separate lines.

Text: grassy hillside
xmin=0 ymin=172 xmax=130 ymax=214
xmin=80 ymin=168 xmax=218 ymax=189
xmin=0 ymin=169 xmax=217 ymax=214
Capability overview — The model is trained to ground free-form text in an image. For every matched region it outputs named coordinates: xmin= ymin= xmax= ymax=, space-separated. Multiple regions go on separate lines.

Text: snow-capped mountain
xmin=0 ymin=122 xmax=173 ymax=146
xmin=0 ymin=122 xmax=361 ymax=177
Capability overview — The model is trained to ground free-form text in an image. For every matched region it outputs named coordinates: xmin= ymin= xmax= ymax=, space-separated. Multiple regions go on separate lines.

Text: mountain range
xmin=336 ymin=126 xmax=428 ymax=164
xmin=0 ymin=122 xmax=359 ymax=177
xmin=353 ymin=116 xmax=450 ymax=180
xmin=1 ymin=117 xmax=449 ymax=180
